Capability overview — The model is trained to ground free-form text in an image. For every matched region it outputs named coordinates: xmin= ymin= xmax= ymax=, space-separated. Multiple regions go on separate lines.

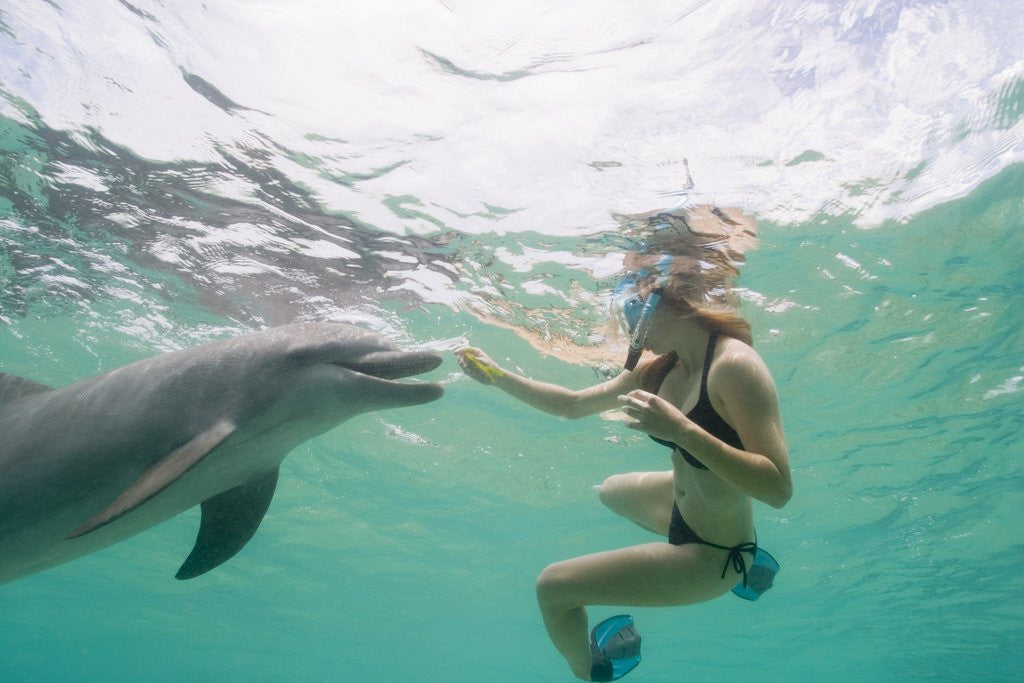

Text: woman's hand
xmin=455 ymin=346 xmax=506 ymax=385
xmin=618 ymin=389 xmax=691 ymax=443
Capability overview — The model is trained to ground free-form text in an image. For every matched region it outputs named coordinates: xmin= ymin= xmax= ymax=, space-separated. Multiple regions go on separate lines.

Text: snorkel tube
xmin=624 ymin=288 xmax=662 ymax=371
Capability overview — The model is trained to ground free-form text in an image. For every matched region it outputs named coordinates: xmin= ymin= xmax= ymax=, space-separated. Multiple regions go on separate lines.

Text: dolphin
xmin=0 ymin=322 xmax=444 ymax=586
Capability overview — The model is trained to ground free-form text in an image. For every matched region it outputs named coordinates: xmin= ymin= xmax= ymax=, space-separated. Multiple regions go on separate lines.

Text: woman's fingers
xmin=618 ymin=392 xmax=651 ymax=430
xmin=618 ymin=390 xmax=655 ymax=409
xmin=455 ymin=346 xmax=481 ymax=360
xmin=455 ymin=347 xmax=484 ymax=367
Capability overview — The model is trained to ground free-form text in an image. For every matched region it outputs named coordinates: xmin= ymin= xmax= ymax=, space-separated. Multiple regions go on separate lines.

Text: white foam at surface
xmin=2 ymin=0 xmax=1021 ymax=236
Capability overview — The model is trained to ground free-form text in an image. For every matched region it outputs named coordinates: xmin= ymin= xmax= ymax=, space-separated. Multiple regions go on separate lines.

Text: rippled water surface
xmin=1 ymin=1 xmax=1022 ymax=681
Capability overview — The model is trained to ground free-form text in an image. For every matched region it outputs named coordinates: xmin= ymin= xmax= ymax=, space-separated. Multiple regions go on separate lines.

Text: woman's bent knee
xmin=536 ymin=561 xmax=576 ymax=610
xmin=597 ymin=473 xmax=631 ymax=510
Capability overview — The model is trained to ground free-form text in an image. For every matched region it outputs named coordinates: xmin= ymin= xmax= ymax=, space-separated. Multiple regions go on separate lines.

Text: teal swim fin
xmin=590 ymin=614 xmax=641 ymax=682
xmin=732 ymin=547 xmax=780 ymax=601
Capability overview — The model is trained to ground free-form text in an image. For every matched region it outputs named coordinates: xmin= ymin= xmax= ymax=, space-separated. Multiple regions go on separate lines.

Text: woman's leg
xmin=596 ymin=470 xmax=674 ymax=535
xmin=536 ymin=542 xmax=737 ymax=680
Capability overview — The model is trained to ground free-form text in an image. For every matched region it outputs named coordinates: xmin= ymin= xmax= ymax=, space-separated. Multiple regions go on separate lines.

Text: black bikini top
xmin=643 ymin=333 xmax=744 ymax=470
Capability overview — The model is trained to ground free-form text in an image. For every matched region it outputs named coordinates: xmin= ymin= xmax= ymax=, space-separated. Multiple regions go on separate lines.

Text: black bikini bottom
xmin=668 ymin=503 xmax=756 ymax=587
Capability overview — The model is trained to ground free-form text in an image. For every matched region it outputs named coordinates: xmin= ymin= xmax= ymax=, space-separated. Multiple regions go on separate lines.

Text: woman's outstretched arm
xmin=455 ymin=346 xmax=639 ymax=419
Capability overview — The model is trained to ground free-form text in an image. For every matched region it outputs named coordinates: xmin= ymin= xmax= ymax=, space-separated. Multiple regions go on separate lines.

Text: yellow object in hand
xmin=465 ymin=352 xmax=505 ymax=384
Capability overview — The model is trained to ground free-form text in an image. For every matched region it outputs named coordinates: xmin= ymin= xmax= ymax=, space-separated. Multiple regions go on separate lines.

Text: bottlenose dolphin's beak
xmin=341 ymin=350 xmax=445 ymax=404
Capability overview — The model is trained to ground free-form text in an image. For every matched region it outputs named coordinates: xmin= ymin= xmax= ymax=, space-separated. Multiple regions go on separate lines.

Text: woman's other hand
xmin=618 ymin=389 xmax=689 ymax=443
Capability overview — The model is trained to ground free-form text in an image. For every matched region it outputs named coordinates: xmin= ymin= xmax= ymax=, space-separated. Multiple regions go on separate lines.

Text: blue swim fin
xmin=590 ymin=614 xmax=641 ymax=682
xmin=732 ymin=547 xmax=780 ymax=601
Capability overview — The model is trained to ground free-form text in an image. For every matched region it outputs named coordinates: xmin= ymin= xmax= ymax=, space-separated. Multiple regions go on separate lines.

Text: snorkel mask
xmin=613 ymin=277 xmax=667 ymax=371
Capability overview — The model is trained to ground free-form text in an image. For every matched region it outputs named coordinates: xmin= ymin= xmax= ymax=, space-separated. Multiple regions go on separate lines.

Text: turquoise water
xmin=2 ymin=1 xmax=1023 ymax=681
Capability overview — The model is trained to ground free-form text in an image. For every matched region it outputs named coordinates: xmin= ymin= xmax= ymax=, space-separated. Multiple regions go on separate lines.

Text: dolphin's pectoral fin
xmin=67 ymin=419 xmax=237 ymax=539
xmin=0 ymin=372 xmax=53 ymax=406
xmin=175 ymin=467 xmax=279 ymax=580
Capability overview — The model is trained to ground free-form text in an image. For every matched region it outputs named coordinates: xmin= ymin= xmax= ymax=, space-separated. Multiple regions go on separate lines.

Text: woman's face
xmin=645 ymin=297 xmax=698 ymax=353
xmin=614 ymin=280 xmax=697 ymax=365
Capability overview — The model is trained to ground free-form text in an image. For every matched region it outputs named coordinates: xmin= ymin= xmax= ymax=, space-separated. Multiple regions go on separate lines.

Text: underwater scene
xmin=1 ymin=1 xmax=1022 ymax=680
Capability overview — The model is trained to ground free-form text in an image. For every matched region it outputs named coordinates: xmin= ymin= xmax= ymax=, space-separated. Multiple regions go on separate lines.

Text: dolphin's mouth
xmin=343 ymin=350 xmax=443 ymax=380
xmin=339 ymin=350 xmax=444 ymax=405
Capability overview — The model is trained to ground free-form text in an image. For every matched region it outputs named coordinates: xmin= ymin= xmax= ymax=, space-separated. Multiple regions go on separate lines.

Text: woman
xmin=456 ymin=271 xmax=792 ymax=681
